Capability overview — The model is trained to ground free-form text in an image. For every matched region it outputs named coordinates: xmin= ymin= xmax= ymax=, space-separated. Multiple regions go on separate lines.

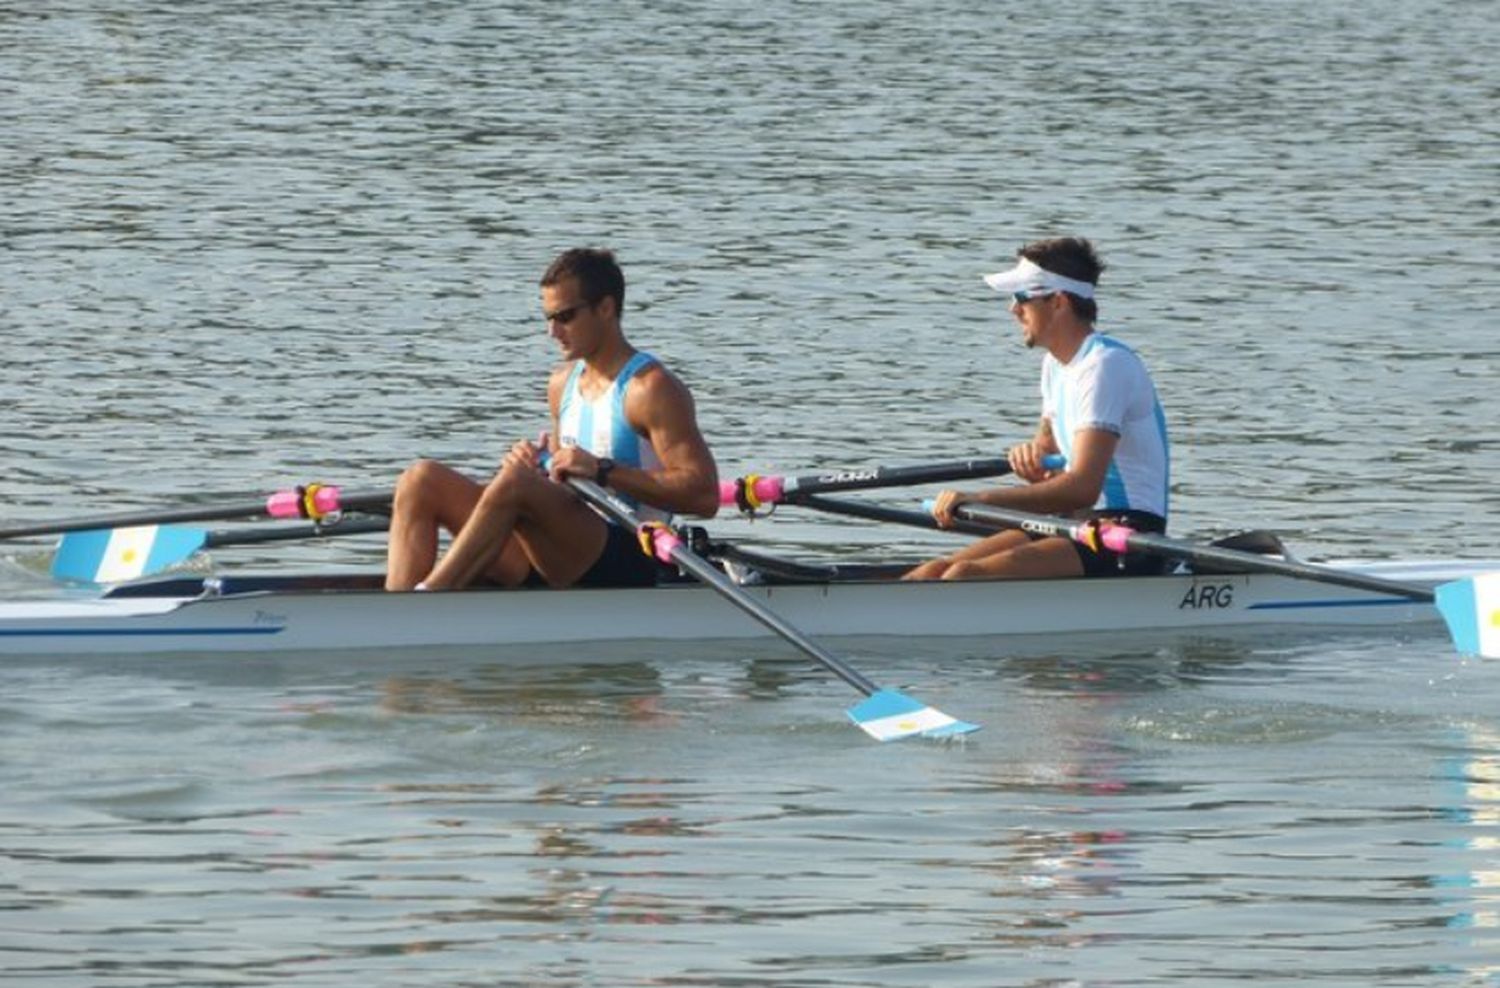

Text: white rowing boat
xmin=0 ymin=555 xmax=1491 ymax=657
xmin=12 ymin=466 xmax=1494 ymax=740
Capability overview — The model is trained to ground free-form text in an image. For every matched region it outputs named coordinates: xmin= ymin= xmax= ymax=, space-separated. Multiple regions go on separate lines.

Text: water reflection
xmin=375 ymin=662 xmax=669 ymax=725
xmin=1438 ymin=724 xmax=1500 ymax=982
xmin=927 ymin=661 xmax=1160 ymax=952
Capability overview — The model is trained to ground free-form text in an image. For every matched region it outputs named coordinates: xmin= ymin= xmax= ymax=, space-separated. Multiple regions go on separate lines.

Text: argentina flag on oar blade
xmin=51 ymin=526 xmax=207 ymax=584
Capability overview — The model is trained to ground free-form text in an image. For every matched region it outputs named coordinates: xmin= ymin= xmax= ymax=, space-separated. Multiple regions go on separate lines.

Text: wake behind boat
xmin=0 ymin=550 xmax=1490 ymax=657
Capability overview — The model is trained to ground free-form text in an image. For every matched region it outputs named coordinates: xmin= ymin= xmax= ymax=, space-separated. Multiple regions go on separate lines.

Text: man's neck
xmin=578 ymin=333 xmax=636 ymax=389
xmin=1046 ymin=320 xmax=1095 ymax=365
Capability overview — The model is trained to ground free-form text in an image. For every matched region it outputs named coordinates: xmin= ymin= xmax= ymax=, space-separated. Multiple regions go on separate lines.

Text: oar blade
xmin=847 ymin=688 xmax=980 ymax=742
xmin=51 ymin=525 xmax=207 ymax=584
xmin=1435 ymin=574 xmax=1500 ymax=659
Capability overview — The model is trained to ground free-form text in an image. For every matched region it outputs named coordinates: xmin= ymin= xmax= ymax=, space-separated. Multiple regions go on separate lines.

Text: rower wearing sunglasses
xmin=905 ymin=236 xmax=1170 ymax=581
xmin=385 ymin=247 xmax=719 ymax=592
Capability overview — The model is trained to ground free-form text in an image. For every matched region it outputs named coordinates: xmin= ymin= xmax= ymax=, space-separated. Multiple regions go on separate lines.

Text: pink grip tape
xmin=1098 ymin=524 xmax=1135 ymax=555
xmin=718 ymin=475 xmax=786 ymax=508
xmin=643 ymin=525 xmax=682 ymax=564
xmin=266 ymin=485 xmax=343 ymax=519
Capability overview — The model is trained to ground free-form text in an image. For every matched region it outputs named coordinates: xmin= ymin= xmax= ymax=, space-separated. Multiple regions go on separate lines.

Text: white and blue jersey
xmin=1041 ymin=332 xmax=1170 ymax=520
xmin=557 ymin=351 xmax=668 ymax=522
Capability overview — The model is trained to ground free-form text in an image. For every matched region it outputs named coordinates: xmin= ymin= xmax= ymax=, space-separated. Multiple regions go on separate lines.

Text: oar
xmin=942 ymin=501 xmax=1500 ymax=660
xmin=1434 ymin=575 xmax=1500 ymax=659
xmin=0 ymin=483 xmax=392 ymax=542
xmin=568 ymin=478 xmax=978 ymax=741
xmin=50 ymin=517 xmax=391 ymax=584
xmin=793 ymin=493 xmax=998 ymax=537
xmin=720 ymin=455 xmax=1066 ymax=512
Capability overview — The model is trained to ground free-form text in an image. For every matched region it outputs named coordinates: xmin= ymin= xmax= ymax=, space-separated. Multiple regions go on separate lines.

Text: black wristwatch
xmin=595 ymin=458 xmax=615 ymax=487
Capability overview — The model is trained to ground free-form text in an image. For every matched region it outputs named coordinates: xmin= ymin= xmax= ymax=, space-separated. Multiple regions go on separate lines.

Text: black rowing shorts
xmin=1047 ymin=509 xmax=1170 ymax=578
xmin=575 ymin=522 xmax=674 ymax=588
xmin=519 ymin=521 xmax=672 ymax=589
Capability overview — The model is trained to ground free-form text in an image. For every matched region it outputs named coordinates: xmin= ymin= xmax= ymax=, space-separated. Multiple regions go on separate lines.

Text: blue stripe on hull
xmin=1248 ymin=598 xmax=1413 ymax=612
xmin=0 ymin=626 xmax=285 ymax=638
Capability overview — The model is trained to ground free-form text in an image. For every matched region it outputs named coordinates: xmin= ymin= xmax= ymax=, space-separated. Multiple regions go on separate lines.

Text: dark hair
xmin=1019 ymin=237 xmax=1104 ymax=323
xmin=540 ymin=248 xmax=626 ymax=315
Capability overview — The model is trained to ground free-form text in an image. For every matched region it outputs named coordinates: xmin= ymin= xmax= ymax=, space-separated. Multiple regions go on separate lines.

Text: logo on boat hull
xmin=1180 ymin=582 xmax=1234 ymax=610
xmin=252 ymin=609 xmax=288 ymax=628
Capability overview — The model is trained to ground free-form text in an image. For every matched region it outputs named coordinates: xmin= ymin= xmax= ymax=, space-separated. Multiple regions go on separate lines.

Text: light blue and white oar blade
xmin=1435 ymin=573 xmax=1500 ymax=659
xmin=847 ymin=688 xmax=980 ymax=741
xmin=51 ymin=525 xmax=207 ymax=584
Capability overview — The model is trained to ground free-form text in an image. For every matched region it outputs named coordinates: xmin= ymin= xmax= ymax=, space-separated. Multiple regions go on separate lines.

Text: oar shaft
xmin=0 ymin=487 xmax=392 ymax=541
xmin=721 ymin=457 xmax=1015 ymax=509
xmin=782 ymin=457 xmax=1012 ymax=499
xmin=570 ymin=479 xmax=880 ymax=696
xmin=203 ymin=516 xmax=390 ymax=548
xmin=796 ymin=494 xmax=998 ymax=537
xmin=721 ymin=453 xmax=1069 ymax=510
xmin=2 ymin=501 xmax=269 ymax=540
xmin=952 ymin=503 xmax=1436 ymax=603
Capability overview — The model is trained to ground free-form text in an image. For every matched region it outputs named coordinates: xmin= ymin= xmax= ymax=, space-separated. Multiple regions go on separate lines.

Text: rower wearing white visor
xmin=905 ymin=237 xmax=1170 ymax=581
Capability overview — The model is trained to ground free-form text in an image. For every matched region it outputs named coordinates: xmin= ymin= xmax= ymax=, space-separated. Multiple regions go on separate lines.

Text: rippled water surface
xmin=3 ymin=1 xmax=1499 ymax=984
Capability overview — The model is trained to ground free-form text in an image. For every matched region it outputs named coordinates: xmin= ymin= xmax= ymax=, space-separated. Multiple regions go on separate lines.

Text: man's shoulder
xmin=546 ymin=360 xmax=579 ymax=392
xmin=623 ymin=355 xmax=699 ymax=420
xmin=628 ymin=355 xmax=689 ymax=393
xmin=1091 ymin=330 xmax=1140 ymax=354
xmin=1085 ymin=333 xmax=1153 ymax=373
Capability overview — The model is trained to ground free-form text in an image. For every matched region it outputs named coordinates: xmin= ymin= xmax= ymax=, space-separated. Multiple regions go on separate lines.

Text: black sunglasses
xmin=544 ymin=298 xmax=598 ymax=325
xmin=1008 ymin=289 xmax=1058 ymax=311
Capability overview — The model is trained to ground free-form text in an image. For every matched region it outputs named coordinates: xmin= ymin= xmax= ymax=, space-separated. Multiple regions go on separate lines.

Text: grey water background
xmin=3 ymin=1 xmax=1499 ymax=985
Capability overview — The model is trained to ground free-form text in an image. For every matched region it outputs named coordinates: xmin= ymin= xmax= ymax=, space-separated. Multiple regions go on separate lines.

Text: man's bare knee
xmin=477 ymin=461 xmax=541 ymax=511
xmin=395 ymin=459 xmax=446 ymax=504
xmin=943 ymin=559 xmax=989 ymax=581
xmin=904 ymin=559 xmax=949 ymax=581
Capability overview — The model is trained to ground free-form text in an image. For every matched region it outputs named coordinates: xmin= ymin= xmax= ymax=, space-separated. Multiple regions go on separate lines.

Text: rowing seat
xmin=708 ymin=543 xmax=911 ymax=585
xmin=1185 ymin=530 xmax=1293 ymax=575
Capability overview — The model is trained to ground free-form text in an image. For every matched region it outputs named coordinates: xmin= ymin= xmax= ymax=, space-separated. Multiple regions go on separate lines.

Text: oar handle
xmin=264 ymin=484 xmax=361 ymax=521
xmin=264 ymin=484 xmax=397 ymax=520
xmin=719 ymin=454 xmax=1064 ymax=510
xmin=719 ymin=474 xmax=785 ymax=510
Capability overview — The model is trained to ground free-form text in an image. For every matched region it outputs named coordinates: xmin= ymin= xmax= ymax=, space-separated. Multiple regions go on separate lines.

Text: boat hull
xmin=0 ymin=559 xmax=1488 ymax=656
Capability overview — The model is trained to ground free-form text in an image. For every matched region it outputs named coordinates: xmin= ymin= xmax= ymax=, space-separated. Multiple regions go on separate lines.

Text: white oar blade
xmin=847 ymin=688 xmax=980 ymax=742
xmin=1435 ymin=574 xmax=1500 ymax=659
xmin=51 ymin=525 xmax=207 ymax=584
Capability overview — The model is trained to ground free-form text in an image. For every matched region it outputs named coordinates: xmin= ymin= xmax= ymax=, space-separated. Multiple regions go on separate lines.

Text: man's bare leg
xmin=385 ymin=460 xmax=484 ymax=591
xmin=941 ymin=537 xmax=1084 ymax=581
xmin=421 ymin=463 xmax=609 ymax=590
xmin=902 ymin=529 xmax=1031 ymax=581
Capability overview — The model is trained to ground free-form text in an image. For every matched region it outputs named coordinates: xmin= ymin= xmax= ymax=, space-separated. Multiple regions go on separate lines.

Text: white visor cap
xmin=982 ymin=257 xmax=1096 ymax=299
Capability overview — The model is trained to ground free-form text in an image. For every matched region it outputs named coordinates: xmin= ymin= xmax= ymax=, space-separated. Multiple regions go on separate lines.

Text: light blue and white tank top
xmin=1041 ymin=331 xmax=1170 ymax=519
xmin=557 ymin=351 xmax=669 ymax=523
